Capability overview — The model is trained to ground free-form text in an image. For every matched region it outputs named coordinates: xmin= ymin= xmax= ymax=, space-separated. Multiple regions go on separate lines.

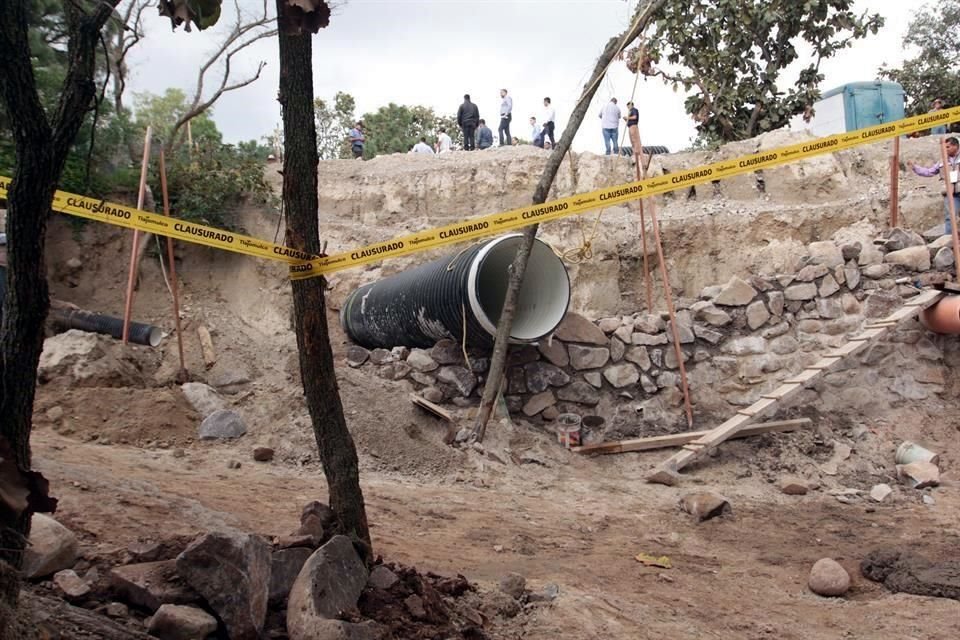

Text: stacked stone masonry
xmin=345 ymin=229 xmax=956 ymax=437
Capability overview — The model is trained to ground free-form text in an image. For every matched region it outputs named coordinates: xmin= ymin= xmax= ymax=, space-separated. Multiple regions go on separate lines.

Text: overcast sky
xmin=123 ymin=0 xmax=918 ymax=154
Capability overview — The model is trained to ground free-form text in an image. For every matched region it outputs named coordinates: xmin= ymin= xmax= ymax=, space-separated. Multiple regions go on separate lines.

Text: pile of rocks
xmin=344 ymin=227 xmax=957 ymax=436
xmin=25 ymin=503 xmax=511 ymax=639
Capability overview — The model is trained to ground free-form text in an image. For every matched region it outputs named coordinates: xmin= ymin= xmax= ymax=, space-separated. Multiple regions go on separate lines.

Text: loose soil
xmin=21 ymin=158 xmax=960 ymax=638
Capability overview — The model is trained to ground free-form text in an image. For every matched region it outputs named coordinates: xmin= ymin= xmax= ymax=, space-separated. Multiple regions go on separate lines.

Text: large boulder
xmin=22 ymin=514 xmax=79 ymax=579
xmin=37 ymin=330 xmax=144 ymax=387
xmin=884 ymin=245 xmax=931 ymax=271
xmin=198 ymin=409 xmax=247 ymax=440
xmin=180 ymin=382 xmax=226 ymax=418
xmin=808 ymin=558 xmax=851 ymax=597
xmin=176 ymin=532 xmax=271 ymax=640
xmin=552 ymin=312 xmax=607 ymax=345
xmin=109 ymin=560 xmax=201 ymax=611
xmin=147 ymin=604 xmax=219 ymax=640
xmin=287 ymin=536 xmax=369 ymax=640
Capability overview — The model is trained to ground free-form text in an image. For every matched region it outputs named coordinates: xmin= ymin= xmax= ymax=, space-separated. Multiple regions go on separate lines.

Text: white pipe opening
xmin=466 ymin=234 xmax=571 ymax=342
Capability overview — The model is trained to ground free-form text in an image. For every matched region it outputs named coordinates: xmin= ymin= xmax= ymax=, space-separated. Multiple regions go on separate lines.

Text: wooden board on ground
xmin=573 ymin=418 xmax=812 ymax=455
xmin=645 ymin=289 xmax=945 ymax=484
xmin=410 ymin=393 xmax=454 ymax=422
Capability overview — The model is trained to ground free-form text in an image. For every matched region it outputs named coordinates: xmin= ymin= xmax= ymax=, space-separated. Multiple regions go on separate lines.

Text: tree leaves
xmin=643 ymin=0 xmax=884 ymax=144
xmin=880 ymin=0 xmax=960 ymax=116
xmin=157 ymin=0 xmax=223 ymax=32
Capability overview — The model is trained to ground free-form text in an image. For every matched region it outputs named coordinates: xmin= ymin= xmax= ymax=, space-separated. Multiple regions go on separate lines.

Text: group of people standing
xmin=455 ymin=90 xmax=538 ymax=150
xmin=597 ymin=97 xmax=640 ymax=156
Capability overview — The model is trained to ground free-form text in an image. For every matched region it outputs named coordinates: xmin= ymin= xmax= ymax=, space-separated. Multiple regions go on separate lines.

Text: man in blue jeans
xmin=909 ymin=136 xmax=960 ymax=234
xmin=599 ymin=97 xmax=621 ymax=155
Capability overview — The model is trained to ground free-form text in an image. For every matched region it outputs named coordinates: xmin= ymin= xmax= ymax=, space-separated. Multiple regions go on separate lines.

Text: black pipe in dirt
xmin=340 ymin=234 xmax=571 ymax=349
xmin=0 ymin=265 xmax=162 ymax=347
xmin=49 ymin=309 xmax=162 ymax=347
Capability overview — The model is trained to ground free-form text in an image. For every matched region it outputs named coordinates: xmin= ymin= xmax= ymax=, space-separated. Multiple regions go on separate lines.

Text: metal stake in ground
xmin=890 ymin=136 xmax=900 ymax=228
xmin=158 ymin=145 xmax=188 ymax=381
xmin=471 ymin=0 xmax=667 ymax=442
xmin=938 ymin=137 xmax=960 ymax=281
xmin=121 ymin=126 xmax=152 ymax=344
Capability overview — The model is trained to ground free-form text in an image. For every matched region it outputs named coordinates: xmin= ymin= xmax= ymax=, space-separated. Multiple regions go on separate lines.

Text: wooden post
xmin=633 ymin=142 xmax=654 ymax=312
xmin=158 ymin=145 xmax=187 ymax=380
xmin=890 ymin=135 xmax=900 ymax=228
xmin=938 ymin=138 xmax=960 ymax=282
xmin=121 ymin=126 xmax=152 ymax=344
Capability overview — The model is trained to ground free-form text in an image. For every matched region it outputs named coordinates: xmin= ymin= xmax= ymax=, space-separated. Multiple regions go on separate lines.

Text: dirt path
xmin=33 ymin=427 xmax=960 ymax=639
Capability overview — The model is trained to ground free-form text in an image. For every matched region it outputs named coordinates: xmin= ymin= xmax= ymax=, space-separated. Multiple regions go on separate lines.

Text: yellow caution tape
xmin=289 ymin=105 xmax=960 ymax=280
xmin=0 ymin=174 xmax=318 ymax=267
xmin=1 ymin=106 xmax=957 ymax=281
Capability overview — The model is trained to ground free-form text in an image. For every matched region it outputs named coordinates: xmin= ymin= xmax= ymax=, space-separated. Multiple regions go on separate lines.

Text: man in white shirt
xmin=542 ymin=97 xmax=556 ymax=147
xmin=498 ymin=89 xmax=513 ymax=146
xmin=435 ymin=127 xmax=452 ymax=153
xmin=599 ymin=97 xmax=621 ymax=155
xmin=411 ymin=136 xmax=434 ymax=154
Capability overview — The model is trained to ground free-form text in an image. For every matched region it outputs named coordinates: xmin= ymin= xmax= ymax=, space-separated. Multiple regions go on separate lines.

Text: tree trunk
xmin=473 ymin=0 xmax=665 ymax=440
xmin=0 ymin=0 xmax=120 ymax=624
xmin=275 ymin=1 xmax=372 ymax=559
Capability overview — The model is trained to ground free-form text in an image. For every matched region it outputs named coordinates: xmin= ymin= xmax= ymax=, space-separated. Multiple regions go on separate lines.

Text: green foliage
xmin=645 ymin=0 xmax=884 ymax=144
xmin=314 ymin=92 xmax=356 ymax=159
xmin=361 ymin=103 xmax=457 ymax=158
xmin=880 ymin=0 xmax=960 ymax=115
xmin=156 ymin=141 xmax=274 ymax=231
xmin=133 ymin=88 xmax=220 ymax=146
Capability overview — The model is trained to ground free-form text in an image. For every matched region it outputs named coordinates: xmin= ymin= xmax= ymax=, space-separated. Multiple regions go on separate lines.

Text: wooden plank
xmin=573 ymin=419 xmax=812 ymax=455
xmin=410 ymin=393 xmax=454 ymax=422
xmin=850 ymin=327 xmax=887 ymax=341
xmin=826 ymin=341 xmax=868 ymax=358
xmin=808 ymin=356 xmax=841 ymax=370
xmin=784 ymin=369 xmax=821 ymax=384
xmin=760 ymin=382 xmax=801 ymax=400
xmin=647 ymin=288 xmax=943 ymax=484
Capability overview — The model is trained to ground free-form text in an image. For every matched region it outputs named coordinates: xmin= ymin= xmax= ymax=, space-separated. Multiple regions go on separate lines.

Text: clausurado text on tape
xmin=1 ymin=105 xmax=958 ymax=281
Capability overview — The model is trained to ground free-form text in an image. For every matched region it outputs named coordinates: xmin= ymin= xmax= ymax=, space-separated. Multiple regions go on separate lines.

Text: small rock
xmin=870 ymin=484 xmax=893 ymax=502
xmin=345 ymin=346 xmax=369 ymax=368
xmin=552 ymin=312 xmax=608 ymax=345
xmin=198 ymin=409 xmax=247 ymax=440
xmin=863 ymin=263 xmax=891 ymax=279
xmin=22 ymin=514 xmax=79 ymax=579
xmin=780 ymin=477 xmax=809 ymax=495
xmin=745 ymin=300 xmax=770 ymax=330
xmin=104 ymin=602 xmax=128 ymax=618
xmin=632 ymin=332 xmax=669 ymax=346
xmin=808 ymin=558 xmax=850 ymax=597
xmin=922 ymin=494 xmax=936 ymax=506
xmin=690 ymin=301 xmax=733 ymax=327
xmin=767 ymin=291 xmax=785 ymax=316
xmin=147 ymin=604 xmax=219 ymax=640
xmin=784 ymin=283 xmax=818 ymax=301
xmin=404 ymin=593 xmax=427 ymax=619
xmin=524 ymin=361 xmax=570 ymax=392
xmin=712 ymin=277 xmax=757 ymax=306
xmin=583 ymin=371 xmax=603 ymax=388
xmin=568 ymin=345 xmax=610 ymax=370
xmin=436 ymin=366 xmax=477 ymax=397
xmin=819 ymin=274 xmax=841 ymax=298
xmin=679 ymin=492 xmax=730 ymax=521
xmin=53 ymin=569 xmax=90 ymax=600
xmin=795 ymin=264 xmax=829 ymax=282
xmin=896 ymin=461 xmax=940 ymax=489
xmin=227 ymin=460 xmax=241 ymax=469
xmin=807 ymin=241 xmax=844 ymax=267
xmin=597 ymin=317 xmax=621 ymax=334
xmin=180 ymin=382 xmax=227 ymax=418
xmin=377 ymin=361 xmax=411 ymax=381
xmin=625 ymin=346 xmax=652 ymax=369
xmin=522 ymin=390 xmax=557 ymax=417
xmin=884 ymin=246 xmax=931 ymax=271
xmin=603 ymin=363 xmax=640 ymax=388
xmin=934 ymin=246 xmax=955 ymax=270
xmin=647 ymin=468 xmax=681 ymax=486
xmin=556 ymin=381 xmax=600 ymax=406
xmin=693 ymin=325 xmax=723 ymax=344
xmin=421 ymin=386 xmax=444 ymax=404
xmin=253 ymin=447 xmax=274 ymax=462
xmin=367 ymin=348 xmax=395 ymax=365
xmin=406 ymin=349 xmax=439 ymax=372
xmin=721 ymin=336 xmax=767 ymax=355
xmin=537 ymin=339 xmax=569 ymax=367
xmin=430 ymin=339 xmax=463 ymax=365
xmin=633 ymin=313 xmax=666 ymax=333
xmin=368 ymin=565 xmax=399 ymax=590
xmin=609 ymin=336 xmax=626 ymax=362
xmin=45 ymin=406 xmax=64 ymax=422
xmin=499 ymin=572 xmax=526 ymax=600
xmin=841 ymin=242 xmax=862 ymax=261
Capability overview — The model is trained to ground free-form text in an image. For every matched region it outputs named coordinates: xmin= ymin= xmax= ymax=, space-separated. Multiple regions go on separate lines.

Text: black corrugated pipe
xmin=0 ymin=265 xmax=162 ymax=347
xmin=49 ymin=309 xmax=163 ymax=347
xmin=341 ymin=233 xmax=571 ymax=349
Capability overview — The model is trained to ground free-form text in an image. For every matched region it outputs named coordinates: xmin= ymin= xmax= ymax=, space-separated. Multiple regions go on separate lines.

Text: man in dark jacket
xmin=457 ymin=94 xmax=480 ymax=150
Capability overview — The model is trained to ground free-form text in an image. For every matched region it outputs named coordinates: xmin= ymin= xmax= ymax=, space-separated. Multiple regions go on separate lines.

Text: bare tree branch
xmin=167 ymin=0 xmax=276 ymax=149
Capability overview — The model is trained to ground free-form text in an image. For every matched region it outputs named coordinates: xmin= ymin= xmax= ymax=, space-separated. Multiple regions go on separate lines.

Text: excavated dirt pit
xmin=16 ymin=131 xmax=960 ymax=638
